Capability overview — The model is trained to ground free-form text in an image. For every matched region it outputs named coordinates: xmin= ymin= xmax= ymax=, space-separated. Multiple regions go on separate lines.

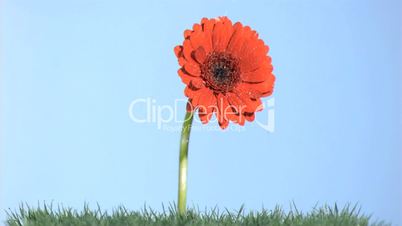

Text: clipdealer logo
xmin=128 ymin=97 xmax=274 ymax=132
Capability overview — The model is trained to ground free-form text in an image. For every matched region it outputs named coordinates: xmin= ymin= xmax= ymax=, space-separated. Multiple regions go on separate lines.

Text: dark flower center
xmin=201 ymin=52 xmax=240 ymax=93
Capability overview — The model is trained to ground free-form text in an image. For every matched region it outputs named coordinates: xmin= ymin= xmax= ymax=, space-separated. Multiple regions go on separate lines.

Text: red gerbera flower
xmin=174 ymin=17 xmax=275 ymax=129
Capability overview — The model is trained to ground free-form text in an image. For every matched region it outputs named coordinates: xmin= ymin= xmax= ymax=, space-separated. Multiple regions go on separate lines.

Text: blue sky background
xmin=1 ymin=0 xmax=401 ymax=224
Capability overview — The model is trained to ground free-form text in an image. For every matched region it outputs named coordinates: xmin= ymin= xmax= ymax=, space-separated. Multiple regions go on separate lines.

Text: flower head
xmin=174 ymin=17 xmax=275 ymax=129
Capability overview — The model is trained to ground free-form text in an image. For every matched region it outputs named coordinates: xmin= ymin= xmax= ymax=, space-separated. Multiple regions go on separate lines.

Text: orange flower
xmin=174 ymin=17 xmax=275 ymax=129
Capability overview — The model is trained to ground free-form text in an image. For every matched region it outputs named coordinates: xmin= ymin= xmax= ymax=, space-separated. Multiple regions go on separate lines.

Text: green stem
xmin=178 ymin=111 xmax=194 ymax=215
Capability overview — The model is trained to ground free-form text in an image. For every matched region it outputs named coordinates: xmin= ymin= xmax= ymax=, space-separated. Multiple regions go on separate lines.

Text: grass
xmin=5 ymin=203 xmax=390 ymax=226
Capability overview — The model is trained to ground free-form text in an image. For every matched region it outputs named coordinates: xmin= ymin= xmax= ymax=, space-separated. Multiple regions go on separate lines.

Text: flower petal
xmin=226 ymin=92 xmax=247 ymax=125
xmin=183 ymin=61 xmax=201 ymax=76
xmin=174 ymin=45 xmax=183 ymax=58
xmin=242 ymin=74 xmax=275 ymax=95
xmin=244 ymin=112 xmax=255 ymax=122
xmin=226 ymin=92 xmax=245 ymax=114
xmin=227 ymin=22 xmax=244 ymax=54
xmin=178 ymin=57 xmax=186 ymax=67
xmin=222 ymin=95 xmax=240 ymax=123
xmin=189 ymin=30 xmax=211 ymax=53
xmin=241 ymin=63 xmax=273 ymax=83
xmin=183 ymin=39 xmax=197 ymax=65
xmin=192 ymin=23 xmax=202 ymax=32
xmin=201 ymin=17 xmax=216 ymax=33
xmin=235 ymin=89 xmax=264 ymax=112
xmin=227 ymin=25 xmax=254 ymax=56
xmin=192 ymin=47 xmax=206 ymax=64
xmin=189 ymin=77 xmax=204 ymax=89
xmin=239 ymin=40 xmax=270 ymax=73
xmin=178 ymin=69 xmax=193 ymax=85
xmin=212 ymin=19 xmax=233 ymax=52
xmin=185 ymin=87 xmax=208 ymax=108
xmin=184 ymin=29 xmax=192 ymax=39
xmin=216 ymin=94 xmax=229 ymax=129
xmin=198 ymin=89 xmax=216 ymax=124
